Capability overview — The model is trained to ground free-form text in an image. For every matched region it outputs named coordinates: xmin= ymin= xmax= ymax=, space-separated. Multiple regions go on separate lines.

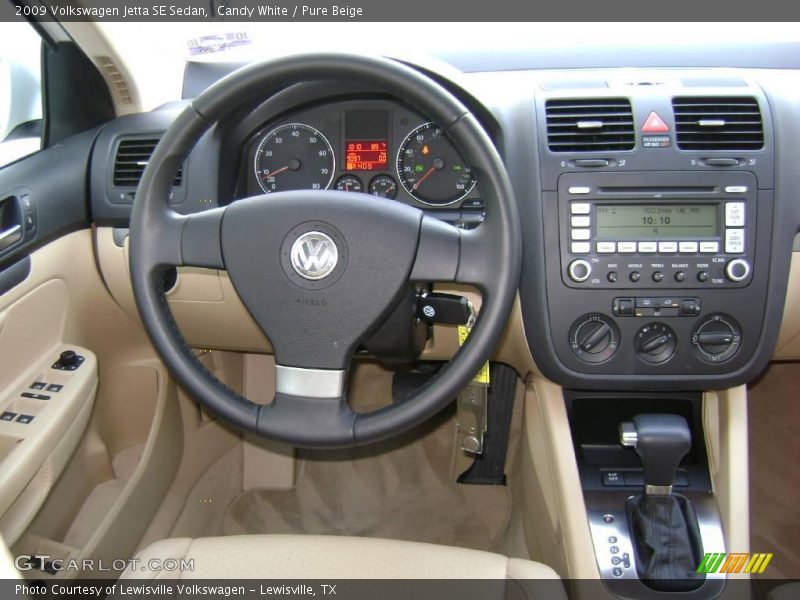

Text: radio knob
xmin=568 ymin=259 xmax=592 ymax=283
xmin=725 ymin=259 xmax=751 ymax=282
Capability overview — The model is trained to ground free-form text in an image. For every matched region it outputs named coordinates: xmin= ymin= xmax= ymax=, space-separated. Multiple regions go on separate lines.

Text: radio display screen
xmin=595 ymin=204 xmax=718 ymax=239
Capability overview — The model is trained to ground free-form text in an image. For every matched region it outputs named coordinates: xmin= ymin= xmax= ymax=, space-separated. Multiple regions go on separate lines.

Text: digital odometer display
xmin=345 ymin=140 xmax=388 ymax=171
xmin=595 ymin=204 xmax=718 ymax=239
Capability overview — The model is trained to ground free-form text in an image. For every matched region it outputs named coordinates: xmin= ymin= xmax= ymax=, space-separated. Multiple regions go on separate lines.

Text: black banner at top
xmin=3 ymin=0 xmax=800 ymax=22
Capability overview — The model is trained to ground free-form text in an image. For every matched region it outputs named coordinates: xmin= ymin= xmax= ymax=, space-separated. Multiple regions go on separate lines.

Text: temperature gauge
xmin=369 ymin=174 xmax=398 ymax=199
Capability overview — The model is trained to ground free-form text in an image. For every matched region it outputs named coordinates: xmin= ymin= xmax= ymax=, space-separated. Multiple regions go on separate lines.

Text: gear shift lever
xmin=619 ymin=414 xmax=704 ymax=592
xmin=619 ymin=414 xmax=691 ymax=494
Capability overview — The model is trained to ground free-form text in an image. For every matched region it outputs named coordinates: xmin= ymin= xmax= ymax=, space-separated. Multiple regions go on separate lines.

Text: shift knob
xmin=619 ymin=414 xmax=691 ymax=493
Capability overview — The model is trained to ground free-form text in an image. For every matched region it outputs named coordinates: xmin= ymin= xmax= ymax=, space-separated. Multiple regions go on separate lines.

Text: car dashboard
xmin=86 ymin=57 xmax=800 ymax=393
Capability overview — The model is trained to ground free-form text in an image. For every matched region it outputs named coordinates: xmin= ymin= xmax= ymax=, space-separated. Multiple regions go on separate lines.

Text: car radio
xmin=558 ymin=171 xmax=756 ymax=290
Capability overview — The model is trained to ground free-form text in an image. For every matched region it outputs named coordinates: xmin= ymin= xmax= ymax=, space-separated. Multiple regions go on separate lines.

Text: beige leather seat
xmin=124 ymin=535 xmax=565 ymax=595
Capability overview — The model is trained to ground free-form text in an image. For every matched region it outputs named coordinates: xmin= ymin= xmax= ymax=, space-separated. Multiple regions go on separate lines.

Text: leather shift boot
xmin=626 ymin=493 xmax=705 ymax=592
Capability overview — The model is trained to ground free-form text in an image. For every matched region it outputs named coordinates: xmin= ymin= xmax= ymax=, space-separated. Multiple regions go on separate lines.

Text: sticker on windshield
xmin=187 ymin=32 xmax=251 ymax=56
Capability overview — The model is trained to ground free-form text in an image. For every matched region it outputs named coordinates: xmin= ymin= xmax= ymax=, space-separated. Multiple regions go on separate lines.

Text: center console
xmin=510 ymin=75 xmax=792 ymax=597
xmin=518 ymin=80 xmax=788 ymax=391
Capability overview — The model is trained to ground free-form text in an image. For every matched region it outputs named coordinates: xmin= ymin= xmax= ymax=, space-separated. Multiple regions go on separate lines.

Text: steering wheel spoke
xmin=255 ymin=363 xmax=355 ymax=446
xmin=410 ymin=215 xmax=493 ymax=290
xmin=180 ymin=207 xmax=226 ymax=269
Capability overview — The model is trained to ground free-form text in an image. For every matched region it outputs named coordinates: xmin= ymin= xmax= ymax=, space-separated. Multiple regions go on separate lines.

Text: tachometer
xmin=397 ymin=122 xmax=476 ymax=206
xmin=254 ymin=123 xmax=335 ymax=194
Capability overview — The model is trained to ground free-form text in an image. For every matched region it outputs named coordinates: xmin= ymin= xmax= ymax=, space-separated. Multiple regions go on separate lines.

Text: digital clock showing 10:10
xmin=345 ymin=141 xmax=388 ymax=171
xmin=595 ymin=204 xmax=718 ymax=239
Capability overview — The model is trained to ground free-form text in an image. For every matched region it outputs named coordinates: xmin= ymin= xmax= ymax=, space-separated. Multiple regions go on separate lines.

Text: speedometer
xmin=254 ymin=123 xmax=335 ymax=194
xmin=397 ymin=122 xmax=476 ymax=206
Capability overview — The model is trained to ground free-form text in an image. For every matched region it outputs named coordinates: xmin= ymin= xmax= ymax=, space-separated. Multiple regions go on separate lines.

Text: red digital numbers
xmin=345 ymin=140 xmax=388 ymax=171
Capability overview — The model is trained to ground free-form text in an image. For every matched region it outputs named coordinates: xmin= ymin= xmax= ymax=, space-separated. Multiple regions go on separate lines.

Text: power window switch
xmin=1 ymin=411 xmax=17 ymax=422
xmin=46 ymin=384 xmax=63 ymax=393
xmin=30 ymin=382 xmax=46 ymax=390
xmin=21 ymin=392 xmax=50 ymax=400
xmin=16 ymin=414 xmax=34 ymax=424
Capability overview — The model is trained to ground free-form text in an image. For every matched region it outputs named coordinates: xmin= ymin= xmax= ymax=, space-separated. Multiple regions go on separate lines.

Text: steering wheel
xmin=129 ymin=54 xmax=521 ymax=448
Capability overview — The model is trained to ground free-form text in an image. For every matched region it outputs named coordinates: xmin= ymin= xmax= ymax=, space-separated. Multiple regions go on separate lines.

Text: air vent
xmin=672 ymin=97 xmax=763 ymax=151
xmin=545 ymin=98 xmax=635 ymax=152
xmin=112 ymin=138 xmax=182 ymax=188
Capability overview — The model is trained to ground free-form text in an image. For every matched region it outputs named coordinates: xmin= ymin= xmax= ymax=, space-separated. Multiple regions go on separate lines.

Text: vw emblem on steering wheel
xmin=290 ymin=231 xmax=339 ymax=280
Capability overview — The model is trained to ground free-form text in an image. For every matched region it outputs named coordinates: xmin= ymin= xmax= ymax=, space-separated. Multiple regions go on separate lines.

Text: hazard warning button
xmin=641 ymin=112 xmax=670 ymax=133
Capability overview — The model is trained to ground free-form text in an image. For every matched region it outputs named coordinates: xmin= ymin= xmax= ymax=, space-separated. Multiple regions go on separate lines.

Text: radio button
xmin=675 ymin=271 xmax=686 ymax=282
xmin=638 ymin=242 xmax=657 ymax=253
xmin=726 ymin=259 xmax=751 ymax=282
xmin=725 ymin=229 xmax=745 ymax=253
xmin=658 ymin=242 xmax=678 ymax=253
xmin=597 ymin=242 xmax=616 ymax=253
xmin=568 ymin=259 xmax=592 ymax=282
xmin=571 ymin=229 xmax=591 ymax=241
xmin=618 ymin=242 xmax=637 ymax=253
xmin=607 ymin=271 xmax=619 ymax=283
xmin=697 ymin=271 xmax=709 ymax=283
xmin=571 ymin=216 xmax=591 ymax=227
xmin=568 ymin=186 xmax=591 ymax=195
xmin=726 ymin=202 xmax=745 ymax=227
xmin=652 ymin=271 xmax=664 ymax=282
xmin=700 ymin=241 xmax=720 ymax=253
xmin=630 ymin=271 xmax=641 ymax=283
xmin=679 ymin=241 xmax=699 ymax=253
xmin=725 ymin=186 xmax=748 ymax=194
xmin=571 ymin=203 xmax=591 ymax=215
xmin=571 ymin=242 xmax=591 ymax=254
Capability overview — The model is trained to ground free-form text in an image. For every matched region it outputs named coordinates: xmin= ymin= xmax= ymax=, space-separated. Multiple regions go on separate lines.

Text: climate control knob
xmin=691 ymin=313 xmax=742 ymax=363
xmin=635 ymin=322 xmax=676 ymax=365
xmin=569 ymin=313 xmax=619 ymax=364
xmin=725 ymin=258 xmax=751 ymax=282
xmin=568 ymin=259 xmax=592 ymax=283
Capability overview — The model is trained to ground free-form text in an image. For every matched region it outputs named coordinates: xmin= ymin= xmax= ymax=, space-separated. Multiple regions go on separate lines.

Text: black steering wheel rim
xmin=129 ymin=53 xmax=521 ymax=448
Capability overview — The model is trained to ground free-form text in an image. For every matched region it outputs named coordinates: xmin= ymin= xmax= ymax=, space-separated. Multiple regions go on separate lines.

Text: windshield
xmin=100 ymin=22 xmax=800 ymax=65
xmin=90 ymin=22 xmax=800 ymax=111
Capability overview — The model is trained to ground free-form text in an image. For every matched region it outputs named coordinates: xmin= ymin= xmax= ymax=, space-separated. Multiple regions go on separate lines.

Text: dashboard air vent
xmin=672 ymin=97 xmax=763 ymax=151
xmin=545 ymin=98 xmax=635 ymax=152
xmin=112 ymin=138 xmax=182 ymax=187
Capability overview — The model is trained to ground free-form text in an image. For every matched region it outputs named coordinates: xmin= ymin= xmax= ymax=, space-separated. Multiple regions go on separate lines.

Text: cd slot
xmin=595 ymin=186 xmax=718 ymax=196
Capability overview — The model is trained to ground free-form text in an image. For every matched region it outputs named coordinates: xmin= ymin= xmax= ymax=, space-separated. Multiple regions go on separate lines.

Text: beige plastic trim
xmin=520 ymin=376 xmax=599 ymax=580
xmin=0 ymin=360 xmax=96 ymax=545
xmin=0 ymin=230 xmax=188 ymax=575
xmin=773 ymin=252 xmax=800 ymax=360
xmin=95 ymin=227 xmax=539 ymax=375
xmin=704 ymin=386 xmax=750 ymax=578
xmin=0 ymin=248 xmax=100 ymax=544
xmin=242 ymin=354 xmax=295 ymax=492
xmin=59 ymin=23 xmax=139 ymax=115
xmin=0 ymin=535 xmax=19 ymax=579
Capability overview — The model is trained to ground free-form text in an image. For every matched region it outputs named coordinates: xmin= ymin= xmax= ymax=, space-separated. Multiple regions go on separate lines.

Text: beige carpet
xmin=171 ymin=362 xmax=517 ymax=552
xmin=748 ymin=362 xmax=800 ymax=580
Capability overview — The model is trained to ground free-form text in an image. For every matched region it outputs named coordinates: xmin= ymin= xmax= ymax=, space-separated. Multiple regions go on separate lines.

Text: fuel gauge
xmin=369 ymin=174 xmax=398 ymax=199
xmin=335 ymin=174 xmax=363 ymax=192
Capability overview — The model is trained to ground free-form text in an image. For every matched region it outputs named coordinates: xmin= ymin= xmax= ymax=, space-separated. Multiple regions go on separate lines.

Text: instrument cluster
xmin=239 ymin=99 xmax=482 ymax=209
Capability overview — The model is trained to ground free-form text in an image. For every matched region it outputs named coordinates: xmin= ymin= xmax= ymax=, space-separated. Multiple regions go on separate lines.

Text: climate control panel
xmin=568 ymin=312 xmax=741 ymax=367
